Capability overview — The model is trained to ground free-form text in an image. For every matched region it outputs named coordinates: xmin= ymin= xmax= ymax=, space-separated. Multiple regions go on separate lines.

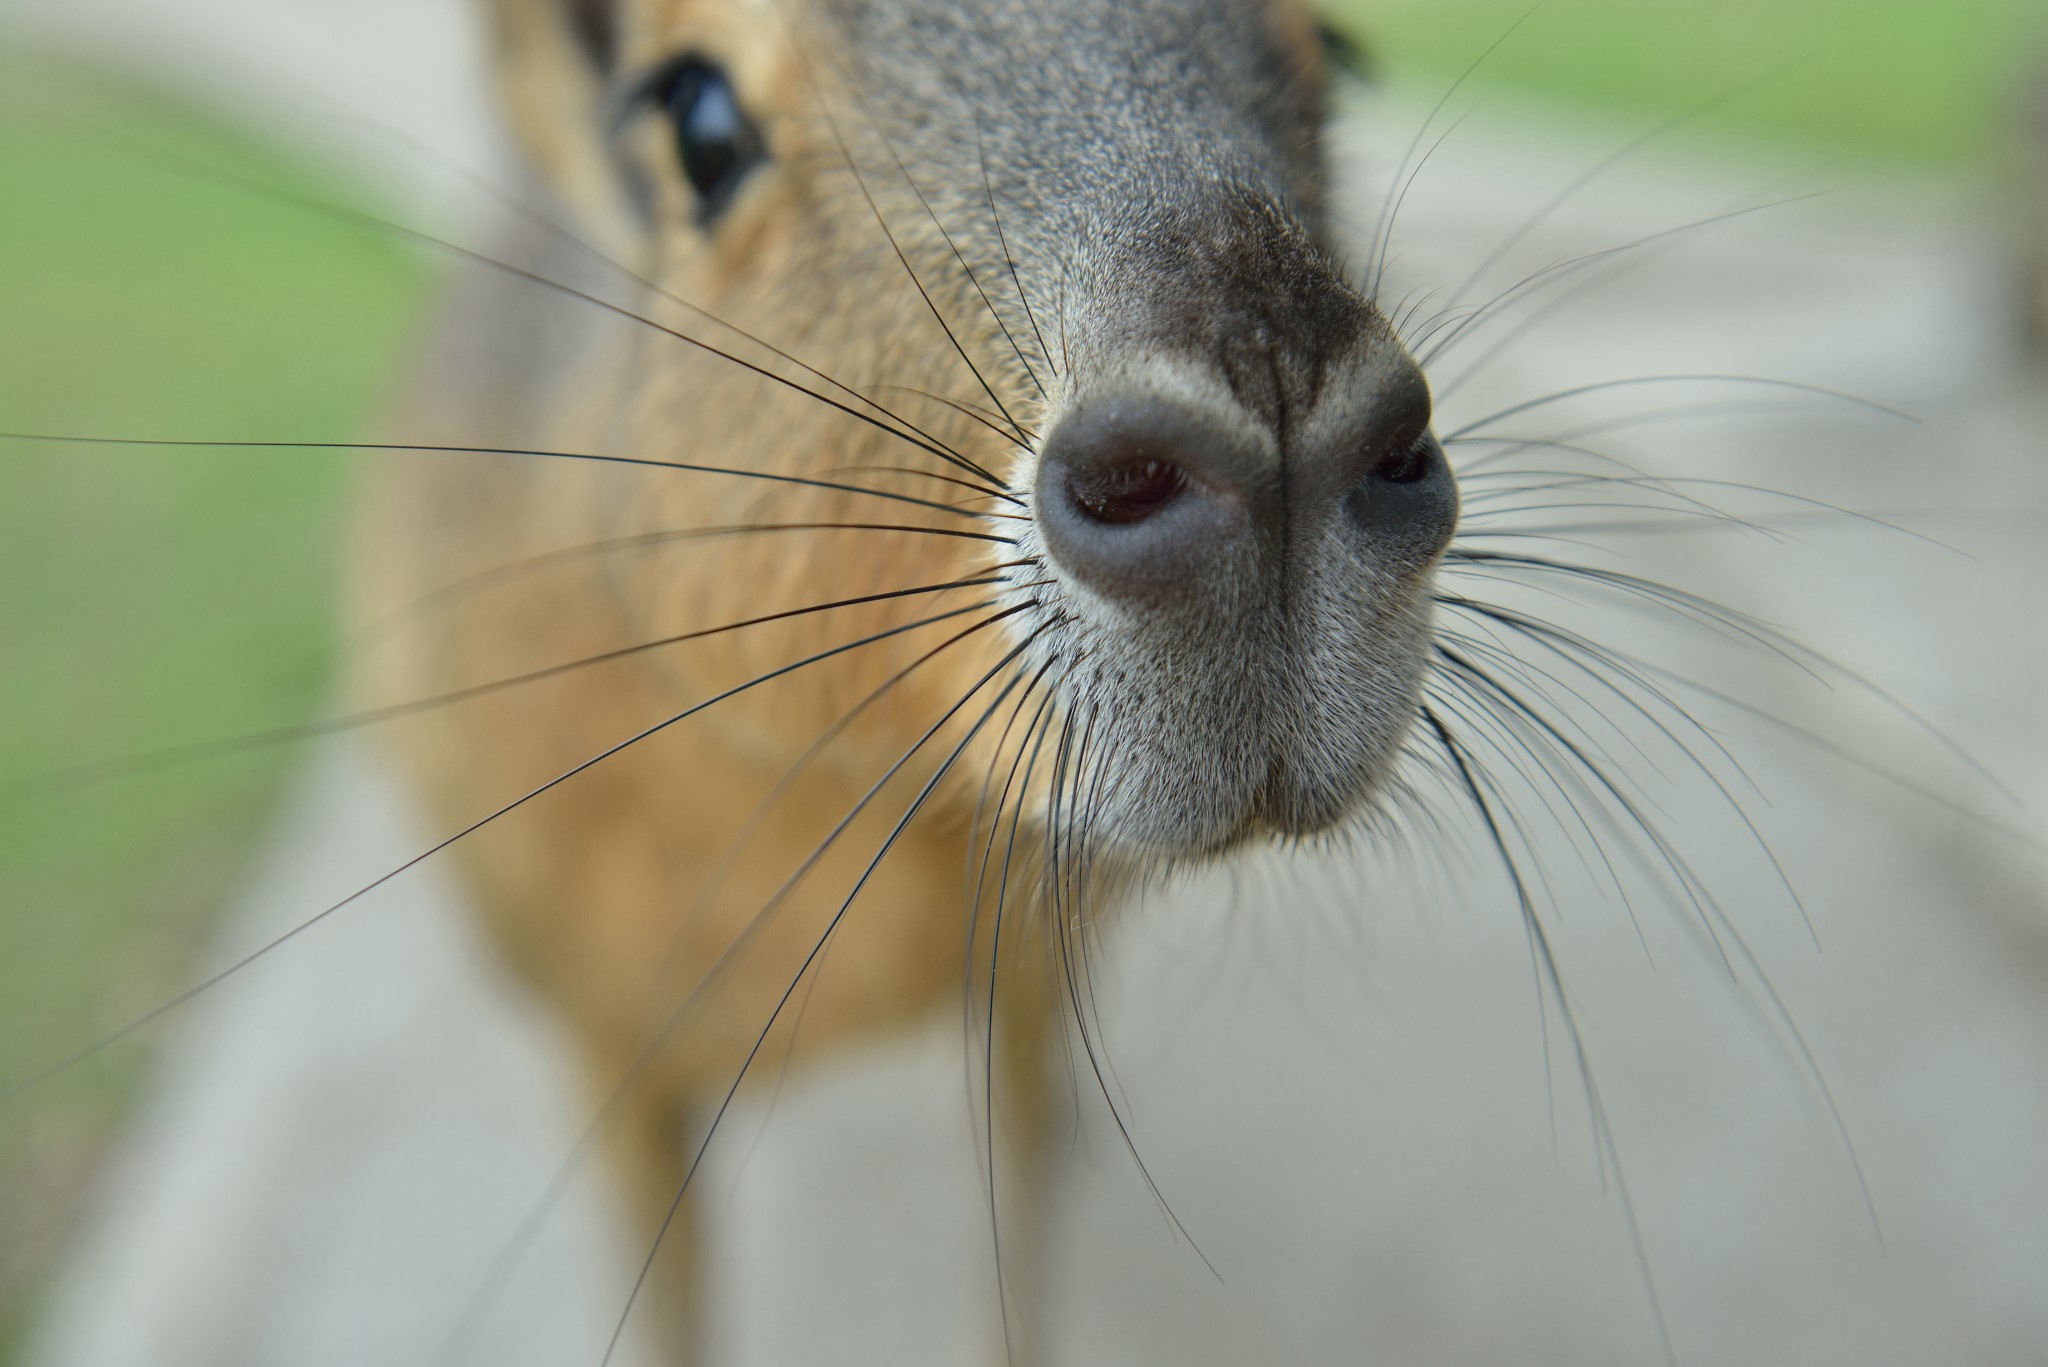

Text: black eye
xmin=649 ymin=58 xmax=766 ymax=222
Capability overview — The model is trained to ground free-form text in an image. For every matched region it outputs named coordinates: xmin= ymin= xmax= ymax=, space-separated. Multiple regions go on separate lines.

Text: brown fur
xmin=352 ymin=0 xmax=1332 ymax=1359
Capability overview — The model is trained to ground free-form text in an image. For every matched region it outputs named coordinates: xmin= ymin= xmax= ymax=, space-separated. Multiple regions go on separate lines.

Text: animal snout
xmin=1033 ymin=372 xmax=1458 ymax=613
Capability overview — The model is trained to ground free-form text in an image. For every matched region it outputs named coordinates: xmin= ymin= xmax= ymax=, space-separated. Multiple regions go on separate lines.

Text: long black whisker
xmin=1445 ymin=62 xmax=1798 ymax=306
xmin=343 ymin=117 xmax=1005 ymax=480
xmin=1455 ymin=399 xmax=1858 ymax=468
xmin=1454 ymin=463 xmax=1766 ymax=531
xmin=1367 ymin=0 xmax=1546 ymax=300
xmin=1421 ymin=683 xmax=1579 ymax=933
xmin=441 ymin=608 xmax=1042 ymax=1362
xmin=798 ymin=49 xmax=1033 ymax=448
xmin=824 ymin=461 xmax=1018 ymax=505
xmin=598 ymin=639 xmax=1038 ymax=1367
xmin=962 ymin=673 xmax=1058 ymax=1032
xmin=981 ymin=684 xmax=1060 ymax=1342
xmin=358 ymin=527 xmax=1023 ymax=663
xmin=11 ymin=574 xmax=1015 ymax=798
xmin=1371 ymin=110 xmax=1476 ymax=303
xmin=1040 ymin=714 xmax=1088 ymax=1138
xmin=1432 ymin=192 xmax=1833 ymax=393
xmin=977 ymin=123 xmax=1059 ymax=381
xmin=102 ymin=153 xmax=1013 ymax=490
xmin=1417 ymin=706 xmax=1678 ymax=1367
xmin=1461 ymin=468 xmax=1950 ymax=552
xmin=1060 ymin=745 xmax=1213 ymax=1280
xmin=1442 ymin=587 xmax=2032 ymax=867
xmin=861 ymin=387 xmax=1034 ymax=449
xmin=1446 ymin=547 xmax=2009 ymax=796
xmin=1606 ymin=653 xmax=2043 ymax=850
xmin=1429 ymin=658 xmax=1722 ymax=967
xmin=1446 ymin=375 xmax=1913 ymax=440
xmin=1432 ymin=647 xmax=1880 ymax=1237
xmin=0 ymin=432 xmax=996 ymax=516
xmin=1423 ymin=193 xmax=1834 ymax=370
xmin=647 ymin=590 xmax=1053 ymax=991
xmin=1444 ymin=555 xmax=1822 ymax=688
xmin=0 ymin=602 xmax=995 ymax=1103
xmin=1437 ymin=600 xmax=1758 ymax=800
xmin=1425 ymin=665 xmax=1654 ymax=955
xmin=862 ymin=120 xmax=1049 ymax=408
xmin=971 ymin=677 xmax=1064 ymax=1367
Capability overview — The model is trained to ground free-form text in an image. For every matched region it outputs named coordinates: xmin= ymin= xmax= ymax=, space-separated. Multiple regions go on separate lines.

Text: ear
xmin=480 ymin=0 xmax=634 ymax=232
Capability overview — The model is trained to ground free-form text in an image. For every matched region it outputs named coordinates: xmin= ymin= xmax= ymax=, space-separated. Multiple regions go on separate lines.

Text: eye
xmin=647 ymin=57 xmax=766 ymax=222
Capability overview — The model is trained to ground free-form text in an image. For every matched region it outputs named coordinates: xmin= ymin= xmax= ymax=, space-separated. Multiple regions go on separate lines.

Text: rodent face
xmin=487 ymin=0 xmax=1455 ymax=861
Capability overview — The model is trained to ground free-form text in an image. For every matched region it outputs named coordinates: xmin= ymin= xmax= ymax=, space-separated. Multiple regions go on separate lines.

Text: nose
xmin=1033 ymin=377 xmax=1457 ymax=611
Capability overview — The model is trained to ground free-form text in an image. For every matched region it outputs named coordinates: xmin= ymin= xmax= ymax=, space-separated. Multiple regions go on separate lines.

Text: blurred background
xmin=2 ymin=1 xmax=2047 ymax=1364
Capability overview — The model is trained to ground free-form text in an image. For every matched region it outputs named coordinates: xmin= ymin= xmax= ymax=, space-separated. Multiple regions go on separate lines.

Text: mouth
xmin=1007 ymin=568 xmax=1441 ymax=861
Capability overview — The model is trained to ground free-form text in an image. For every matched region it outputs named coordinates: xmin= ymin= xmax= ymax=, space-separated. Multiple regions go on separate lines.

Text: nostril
xmin=1368 ymin=432 xmax=1439 ymax=485
xmin=1346 ymin=428 xmax=1457 ymax=558
xmin=1065 ymin=456 xmax=1188 ymax=525
xmin=1033 ymin=395 xmax=1263 ymax=608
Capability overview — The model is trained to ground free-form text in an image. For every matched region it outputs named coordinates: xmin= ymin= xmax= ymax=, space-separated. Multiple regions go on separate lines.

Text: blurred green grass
xmin=0 ymin=0 xmax=2040 ymax=1359
xmin=1339 ymin=0 xmax=2043 ymax=163
xmin=0 ymin=60 xmax=422 ymax=1355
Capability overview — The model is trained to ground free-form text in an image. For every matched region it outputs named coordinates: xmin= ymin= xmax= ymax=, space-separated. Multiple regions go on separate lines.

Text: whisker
xmin=1460 ymin=494 xmax=1770 ymax=540
xmin=439 ymin=607 xmax=1044 ymax=1362
xmin=962 ymin=672 xmax=1060 ymax=1021
xmin=1430 ymin=657 xmax=1711 ymax=964
xmin=1417 ymin=705 xmax=1678 ymax=1367
xmin=1042 ymin=714 xmax=1214 ymax=1278
xmin=980 ymin=687 xmax=1062 ymax=1367
xmin=1428 ymin=648 xmax=1882 ymax=1240
xmin=1427 ymin=659 xmax=1655 ymax=951
xmin=861 ymin=387 xmax=1034 ymax=450
xmin=1455 ymin=463 xmax=1766 ymax=527
xmin=860 ymin=117 xmax=1049 ymax=408
xmin=976 ymin=123 xmax=1059 ymax=382
xmin=1445 ymin=375 xmax=1913 ymax=441
xmin=336 ymin=118 xmax=1002 ymax=481
xmin=1431 ymin=192 xmax=1834 ymax=392
xmin=823 ymin=462 xmax=1019 ymax=506
xmin=1457 ymin=398 xmax=1855 ymax=465
xmin=0 ymin=432 xmax=998 ymax=516
xmin=646 ymin=589 xmax=1054 ymax=990
xmin=9 ymin=572 xmax=1017 ymax=797
xmin=797 ymin=44 xmax=1034 ymax=448
xmin=1444 ymin=551 xmax=1821 ymax=681
xmin=360 ymin=526 xmax=1025 ymax=656
xmin=1445 ymin=62 xmax=1799 ymax=306
xmin=1422 ymin=193 xmax=1834 ymax=371
xmin=1388 ymin=282 xmax=1450 ymax=345
xmin=1444 ymin=546 xmax=2010 ymax=797
xmin=598 ymin=638 xmax=1040 ymax=1367
xmin=1437 ymin=599 xmax=1756 ymax=798
xmin=1367 ymin=0 xmax=1546 ymax=300
xmin=1598 ymin=653 xmax=2043 ymax=851
xmin=1460 ymin=469 xmax=1950 ymax=551
xmin=98 ymin=150 xmax=1014 ymax=491
xmin=0 ymin=601 xmax=999 ymax=1102
xmin=1371 ymin=110 xmax=1477 ymax=304
xmin=1038 ymin=713 xmax=1088 ymax=1137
